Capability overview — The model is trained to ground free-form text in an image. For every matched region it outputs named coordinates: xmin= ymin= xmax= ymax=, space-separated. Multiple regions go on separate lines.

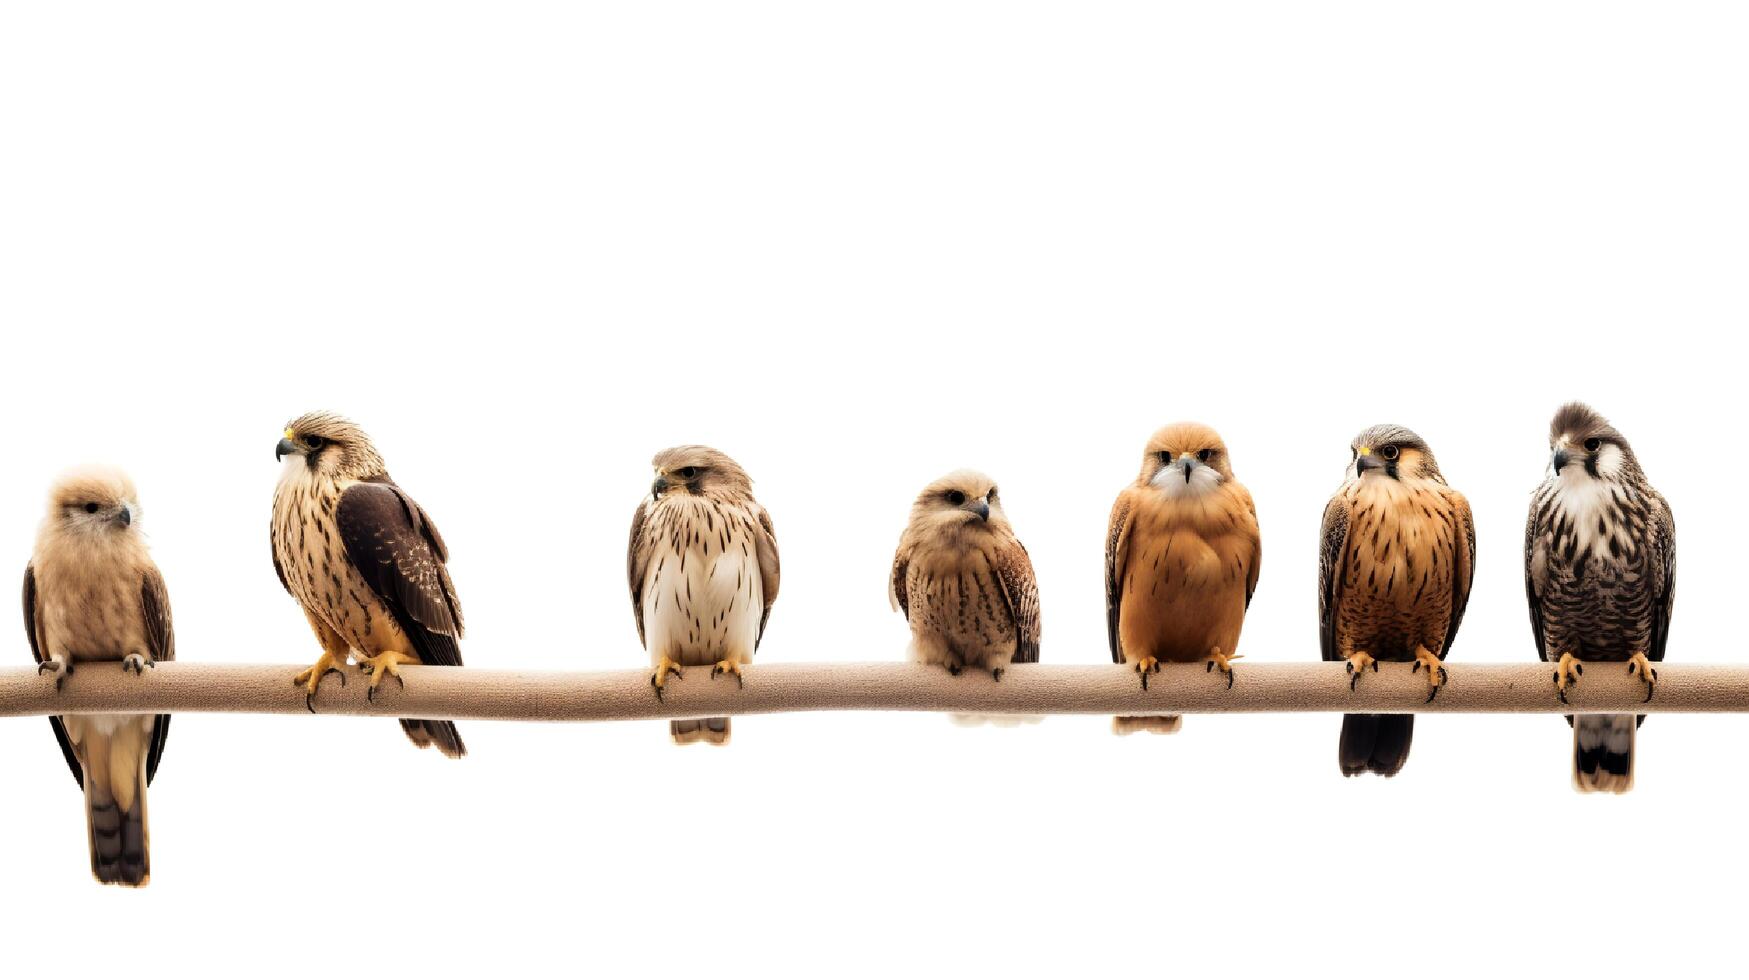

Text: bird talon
xmin=1627 ymin=652 xmax=1657 ymax=704
xmin=650 ymin=657 xmax=684 ymax=702
xmin=1131 ymin=655 xmax=1160 ymax=691
xmin=1344 ymin=652 xmax=1376 ymax=692
xmin=710 ymin=660 xmax=745 ymax=689
xmin=1552 ymin=652 xmax=1582 ymax=704
xmin=1412 ymin=646 xmax=1446 ymax=703
xmin=990 ymin=667 xmax=1004 ymax=682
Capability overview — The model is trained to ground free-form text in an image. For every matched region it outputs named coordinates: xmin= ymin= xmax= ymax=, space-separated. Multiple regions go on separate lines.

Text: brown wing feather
xmin=991 ymin=536 xmax=1041 ymax=664
xmin=1235 ymin=483 xmax=1262 ymax=608
xmin=25 ymin=565 xmax=83 ymax=788
xmin=140 ymin=566 xmax=174 ymax=784
xmin=1105 ymin=493 xmax=1132 ymax=663
xmin=1318 ymin=494 xmax=1353 ymax=663
xmin=889 ymin=549 xmax=910 ymax=620
xmin=753 ymin=504 xmax=781 ymax=648
xmin=337 ymin=481 xmax=464 ymax=668
xmin=626 ymin=498 xmax=650 ymax=646
xmin=1440 ymin=490 xmax=1476 ymax=660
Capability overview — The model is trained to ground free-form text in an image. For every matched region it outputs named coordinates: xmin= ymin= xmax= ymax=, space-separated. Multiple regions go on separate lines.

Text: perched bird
xmin=24 ymin=468 xmax=173 ymax=886
xmin=1319 ymin=425 xmax=1475 ymax=777
xmin=1106 ymin=423 xmax=1260 ymax=733
xmin=272 ymin=413 xmax=466 ymax=758
xmin=628 ymin=446 xmax=780 ymax=745
xmin=890 ymin=470 xmax=1040 ymax=678
xmin=1526 ymin=403 xmax=1674 ymax=793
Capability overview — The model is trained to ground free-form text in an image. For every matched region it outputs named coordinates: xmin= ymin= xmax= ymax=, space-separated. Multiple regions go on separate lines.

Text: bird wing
xmin=25 ymin=564 xmax=83 ymax=788
xmin=626 ymin=498 xmax=650 ymax=647
xmin=1439 ymin=490 xmax=1477 ymax=660
xmin=1648 ymin=490 xmax=1676 ymax=663
xmin=1105 ymin=492 xmax=1133 ymax=664
xmin=1235 ymin=483 xmax=1262 ymax=608
xmin=139 ymin=566 xmax=174 ymax=784
xmin=336 ymin=480 xmax=465 ymax=668
xmin=1318 ymin=494 xmax=1353 ymax=663
xmin=889 ymin=541 xmax=910 ymax=620
xmin=991 ymin=535 xmax=1042 ymax=664
xmin=1524 ymin=490 xmax=1552 ymax=663
xmin=754 ymin=504 xmax=781 ymax=649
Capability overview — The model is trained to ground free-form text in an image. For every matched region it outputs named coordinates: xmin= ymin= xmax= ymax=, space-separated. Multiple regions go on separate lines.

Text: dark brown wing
xmin=1318 ymin=494 xmax=1352 ymax=663
xmin=1105 ymin=494 xmax=1132 ymax=663
xmin=25 ymin=564 xmax=83 ymax=788
xmin=753 ymin=504 xmax=780 ymax=648
xmin=889 ymin=549 xmax=910 ymax=621
xmin=627 ymin=498 xmax=650 ymax=646
xmin=337 ymin=481 xmax=464 ymax=668
xmin=1648 ymin=490 xmax=1676 ymax=663
xmin=992 ymin=536 xmax=1042 ymax=664
xmin=1440 ymin=491 xmax=1477 ymax=660
xmin=140 ymin=566 xmax=174 ymax=784
xmin=1525 ymin=490 xmax=1551 ymax=663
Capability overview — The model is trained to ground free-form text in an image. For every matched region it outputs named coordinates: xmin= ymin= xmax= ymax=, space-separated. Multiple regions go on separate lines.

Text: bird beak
xmin=651 ymin=476 xmax=669 ymax=500
xmin=1181 ymin=457 xmax=1198 ymax=483
xmin=1552 ymin=448 xmax=1571 ymax=474
xmin=1356 ymin=450 xmax=1385 ymax=475
xmin=974 ymin=499 xmax=991 ymax=521
xmin=276 ymin=437 xmax=299 ymax=461
xmin=115 ymin=507 xmax=131 ymax=528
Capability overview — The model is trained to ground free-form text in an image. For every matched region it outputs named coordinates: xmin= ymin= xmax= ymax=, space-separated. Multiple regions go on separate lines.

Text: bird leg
xmin=1131 ymin=655 xmax=1161 ymax=691
xmin=650 ymin=656 xmax=685 ymax=702
xmin=1204 ymin=646 xmax=1240 ymax=690
xmin=356 ymin=650 xmax=414 ymax=702
xmin=37 ymin=654 xmax=70 ymax=693
xmin=292 ymin=650 xmax=348 ymax=713
xmin=1627 ymin=651 xmax=1658 ymax=704
xmin=121 ymin=653 xmax=154 ymax=675
xmin=710 ymin=659 xmax=745 ymax=689
xmin=1344 ymin=651 xmax=1377 ymax=691
xmin=1410 ymin=645 xmax=1447 ymax=703
xmin=1552 ymin=652 xmax=1584 ymax=704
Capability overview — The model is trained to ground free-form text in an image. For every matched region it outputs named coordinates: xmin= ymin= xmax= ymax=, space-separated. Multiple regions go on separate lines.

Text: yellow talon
xmin=1205 ymin=647 xmax=1240 ymax=690
xmin=650 ymin=656 xmax=685 ymax=702
xmin=1411 ymin=645 xmax=1447 ymax=703
xmin=1553 ymin=652 xmax=1583 ymax=704
xmin=710 ymin=659 xmax=745 ymax=689
xmin=1345 ymin=651 xmax=1377 ymax=691
xmin=1627 ymin=651 xmax=1657 ymax=704
xmin=293 ymin=650 xmax=348 ymax=712
xmin=356 ymin=650 xmax=414 ymax=702
xmin=1131 ymin=654 xmax=1161 ymax=691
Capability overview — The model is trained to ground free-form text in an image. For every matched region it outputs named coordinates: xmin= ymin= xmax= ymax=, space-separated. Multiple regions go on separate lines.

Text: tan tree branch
xmin=0 ymin=661 xmax=1736 ymax=721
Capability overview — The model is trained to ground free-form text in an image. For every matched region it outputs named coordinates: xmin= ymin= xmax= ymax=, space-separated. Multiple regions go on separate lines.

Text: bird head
xmin=1348 ymin=424 xmax=1443 ymax=484
xmin=906 ymin=470 xmax=1009 ymax=535
xmin=1547 ymin=402 xmax=1640 ymax=485
xmin=277 ymin=412 xmax=385 ymax=481
xmin=648 ymin=445 xmax=753 ymax=502
xmin=1138 ymin=422 xmax=1233 ymax=498
xmin=45 ymin=466 xmax=141 ymax=539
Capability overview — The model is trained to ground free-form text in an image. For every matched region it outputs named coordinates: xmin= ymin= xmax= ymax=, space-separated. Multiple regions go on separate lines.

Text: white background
xmin=1 ymin=2 xmax=1745 ymax=976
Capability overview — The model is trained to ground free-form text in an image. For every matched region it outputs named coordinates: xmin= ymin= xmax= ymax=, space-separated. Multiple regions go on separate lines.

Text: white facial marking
xmin=1150 ymin=460 xmax=1223 ymax=498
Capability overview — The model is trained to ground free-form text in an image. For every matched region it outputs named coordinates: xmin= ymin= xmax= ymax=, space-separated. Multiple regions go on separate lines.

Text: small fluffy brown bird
xmin=890 ymin=470 xmax=1040 ymax=678
xmin=1106 ymin=423 xmax=1260 ymax=733
xmin=628 ymin=446 xmax=780 ymax=745
xmin=24 ymin=468 xmax=174 ymax=886
xmin=272 ymin=413 xmax=466 ymax=757
xmin=1320 ymin=425 xmax=1475 ymax=777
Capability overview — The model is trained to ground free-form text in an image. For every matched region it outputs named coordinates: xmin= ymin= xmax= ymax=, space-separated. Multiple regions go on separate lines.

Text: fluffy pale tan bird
xmin=628 ymin=446 xmax=780 ymax=746
xmin=1320 ymin=424 xmax=1475 ymax=777
xmin=24 ymin=468 xmax=174 ymax=886
xmin=890 ymin=470 xmax=1040 ymax=677
xmin=1106 ymin=423 xmax=1261 ymax=733
xmin=272 ymin=412 xmax=465 ymax=758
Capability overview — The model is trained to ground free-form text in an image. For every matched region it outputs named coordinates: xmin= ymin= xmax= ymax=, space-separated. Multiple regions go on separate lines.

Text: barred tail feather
xmin=671 ymin=717 xmax=730 ymax=745
xmin=1574 ymin=714 xmax=1634 ymax=793
xmin=86 ymin=772 xmax=149 ymax=887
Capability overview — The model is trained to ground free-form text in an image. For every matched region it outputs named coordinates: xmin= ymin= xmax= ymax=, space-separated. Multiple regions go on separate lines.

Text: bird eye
xmin=946 ymin=490 xmax=967 ymax=506
xmin=1380 ymin=445 xmax=1399 ymax=460
xmin=1584 ymin=437 xmax=1601 ymax=452
xmin=1197 ymin=449 xmax=1213 ymax=462
xmin=1158 ymin=451 xmax=1173 ymax=464
xmin=305 ymin=435 xmax=326 ymax=451
xmin=83 ymin=502 xmax=99 ymax=514
xmin=676 ymin=467 xmax=699 ymax=480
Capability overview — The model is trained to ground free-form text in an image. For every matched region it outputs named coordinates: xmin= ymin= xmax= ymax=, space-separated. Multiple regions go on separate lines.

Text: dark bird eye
xmin=1158 ymin=451 xmax=1173 ymax=464
xmin=1380 ymin=445 xmax=1399 ymax=460
xmin=1584 ymin=437 xmax=1602 ymax=452
xmin=676 ymin=467 xmax=699 ymax=480
xmin=946 ymin=490 xmax=967 ymax=506
xmin=305 ymin=435 xmax=326 ymax=451
xmin=1197 ymin=449 xmax=1213 ymax=462
xmin=83 ymin=502 xmax=99 ymax=514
